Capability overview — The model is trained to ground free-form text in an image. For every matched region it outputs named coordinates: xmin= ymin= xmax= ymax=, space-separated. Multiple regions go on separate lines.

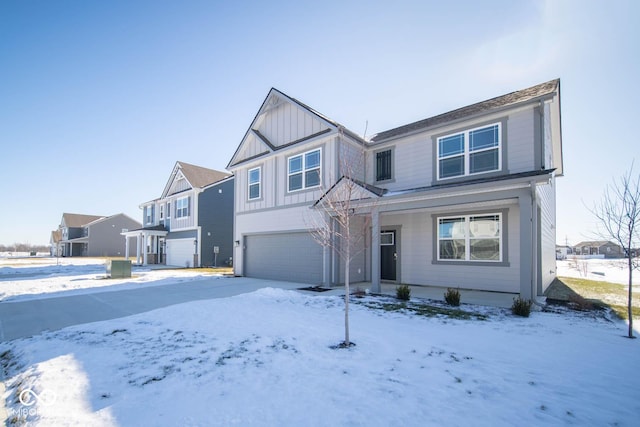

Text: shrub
xmin=396 ymin=284 xmax=411 ymax=301
xmin=444 ymin=288 xmax=461 ymax=306
xmin=511 ymin=297 xmax=533 ymax=317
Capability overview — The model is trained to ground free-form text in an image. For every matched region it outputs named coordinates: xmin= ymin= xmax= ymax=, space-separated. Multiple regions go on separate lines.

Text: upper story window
xmin=437 ymin=123 xmax=501 ymax=180
xmin=375 ymin=149 xmax=393 ymax=182
xmin=288 ymin=148 xmax=321 ymax=192
xmin=248 ymin=167 xmax=261 ymax=200
xmin=144 ymin=205 xmax=154 ymax=224
xmin=176 ymin=197 xmax=189 ymax=218
xmin=437 ymin=213 xmax=502 ymax=262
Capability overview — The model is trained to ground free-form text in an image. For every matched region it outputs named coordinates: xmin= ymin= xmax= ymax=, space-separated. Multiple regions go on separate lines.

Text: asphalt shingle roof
xmin=370 ymin=79 xmax=560 ymax=142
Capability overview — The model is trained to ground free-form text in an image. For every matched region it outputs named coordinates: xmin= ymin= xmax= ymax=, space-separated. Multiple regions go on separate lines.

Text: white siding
xmin=506 ymin=108 xmax=535 ymax=173
xmin=256 ymin=101 xmax=330 ymax=148
xmin=234 ymin=205 xmax=326 ymax=276
xmin=381 ymin=204 xmax=521 ymax=293
xmin=537 ymin=176 xmax=557 ymax=292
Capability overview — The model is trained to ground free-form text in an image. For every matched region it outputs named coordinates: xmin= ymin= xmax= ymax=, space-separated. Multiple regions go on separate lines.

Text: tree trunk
xmin=628 ymin=255 xmax=634 ymax=338
xmin=344 ymin=255 xmax=350 ymax=346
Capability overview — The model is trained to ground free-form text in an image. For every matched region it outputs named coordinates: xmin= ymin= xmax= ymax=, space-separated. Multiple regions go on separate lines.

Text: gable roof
xmin=178 ymin=161 xmax=231 ymax=188
xmin=370 ymin=79 xmax=560 ymax=142
xmin=313 ymin=176 xmax=386 ymax=208
xmin=574 ymin=240 xmax=619 ymax=248
xmin=227 ymin=88 xmax=365 ymax=168
xmin=161 ymin=161 xmax=231 ymax=199
xmin=61 ymin=213 xmax=104 ymax=228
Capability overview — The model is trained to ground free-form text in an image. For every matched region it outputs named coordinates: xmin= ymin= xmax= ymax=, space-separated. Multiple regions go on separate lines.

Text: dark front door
xmin=380 ymin=230 xmax=397 ymax=281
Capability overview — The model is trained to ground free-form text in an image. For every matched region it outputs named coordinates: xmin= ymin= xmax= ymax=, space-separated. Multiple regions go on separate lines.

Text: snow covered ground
xmin=0 ymin=257 xmax=223 ymax=302
xmin=1 ymin=259 xmax=639 ymax=426
xmin=557 ymin=258 xmax=640 ymax=285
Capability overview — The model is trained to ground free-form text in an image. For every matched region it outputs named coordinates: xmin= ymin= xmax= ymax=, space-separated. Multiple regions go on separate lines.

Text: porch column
xmin=136 ymin=233 xmax=142 ymax=265
xmin=124 ymin=235 xmax=130 ymax=260
xmin=143 ymin=232 xmax=149 ymax=266
xmin=371 ymin=208 xmax=381 ymax=293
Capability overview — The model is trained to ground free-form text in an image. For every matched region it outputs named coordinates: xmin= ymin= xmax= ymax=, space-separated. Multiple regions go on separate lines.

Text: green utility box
xmin=107 ymin=260 xmax=132 ymax=279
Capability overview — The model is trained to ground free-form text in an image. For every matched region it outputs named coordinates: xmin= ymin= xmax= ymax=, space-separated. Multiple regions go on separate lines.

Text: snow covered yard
xmin=0 ymin=257 xmax=223 ymax=302
xmin=1 ymin=288 xmax=639 ymax=426
xmin=557 ymin=258 xmax=640 ymax=286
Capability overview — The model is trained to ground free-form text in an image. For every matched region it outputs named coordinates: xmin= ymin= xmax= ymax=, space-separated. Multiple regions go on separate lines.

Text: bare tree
xmin=308 ymin=130 xmax=376 ymax=347
xmin=590 ymin=163 xmax=640 ymax=338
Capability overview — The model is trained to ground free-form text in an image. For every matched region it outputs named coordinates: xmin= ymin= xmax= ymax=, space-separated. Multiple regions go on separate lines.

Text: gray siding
xmin=87 ymin=215 xmax=142 ymax=257
xmin=198 ymin=178 xmax=234 ymax=267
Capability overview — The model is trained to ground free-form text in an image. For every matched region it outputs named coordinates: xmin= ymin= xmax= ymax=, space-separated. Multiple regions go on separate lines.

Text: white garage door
xmin=245 ymin=233 xmax=322 ymax=284
xmin=166 ymin=238 xmax=195 ymax=267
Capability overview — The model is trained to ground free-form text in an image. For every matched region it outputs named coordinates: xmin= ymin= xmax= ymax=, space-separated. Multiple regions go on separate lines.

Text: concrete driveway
xmin=0 ymin=277 xmax=310 ymax=341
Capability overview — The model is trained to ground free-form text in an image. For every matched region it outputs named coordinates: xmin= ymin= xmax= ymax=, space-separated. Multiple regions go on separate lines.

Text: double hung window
xmin=248 ymin=167 xmax=261 ymax=200
xmin=288 ymin=149 xmax=321 ymax=192
xmin=437 ymin=123 xmax=501 ymax=180
xmin=176 ymin=197 xmax=189 ymax=218
xmin=437 ymin=214 xmax=502 ymax=262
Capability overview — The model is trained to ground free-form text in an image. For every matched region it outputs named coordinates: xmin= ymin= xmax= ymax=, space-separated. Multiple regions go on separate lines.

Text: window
xmin=380 ymin=232 xmax=394 ymax=245
xmin=288 ymin=148 xmax=321 ymax=192
xmin=437 ymin=214 xmax=501 ymax=261
xmin=437 ymin=123 xmax=501 ymax=180
xmin=248 ymin=167 xmax=261 ymax=200
xmin=376 ymin=149 xmax=392 ymax=181
xmin=176 ymin=197 xmax=189 ymax=218
xmin=144 ymin=205 xmax=154 ymax=224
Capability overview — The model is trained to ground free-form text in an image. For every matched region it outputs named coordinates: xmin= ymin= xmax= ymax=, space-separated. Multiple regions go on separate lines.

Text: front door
xmin=380 ymin=230 xmax=397 ymax=281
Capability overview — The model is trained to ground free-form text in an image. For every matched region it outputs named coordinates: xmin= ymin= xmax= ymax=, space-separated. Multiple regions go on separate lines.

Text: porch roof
xmin=121 ymin=225 xmax=168 ymax=237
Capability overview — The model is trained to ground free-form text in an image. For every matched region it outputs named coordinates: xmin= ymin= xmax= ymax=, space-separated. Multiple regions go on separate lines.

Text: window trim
xmin=432 ymin=119 xmax=507 ymax=183
xmin=287 ymin=148 xmax=322 ymax=193
xmin=432 ymin=208 xmax=509 ymax=267
xmin=375 ymin=147 xmax=394 ymax=183
xmin=176 ymin=196 xmax=189 ymax=218
xmin=248 ymin=166 xmax=261 ymax=201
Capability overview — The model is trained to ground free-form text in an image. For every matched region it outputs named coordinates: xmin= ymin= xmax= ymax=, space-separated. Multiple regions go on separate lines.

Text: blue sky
xmin=0 ymin=0 xmax=638 ymax=246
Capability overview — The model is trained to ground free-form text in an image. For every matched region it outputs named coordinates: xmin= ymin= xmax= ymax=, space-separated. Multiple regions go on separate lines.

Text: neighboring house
xmin=52 ymin=213 xmax=141 ymax=257
xmin=122 ymin=161 xmax=234 ymax=267
xmin=227 ymin=79 xmax=563 ymax=300
xmin=49 ymin=229 xmax=62 ymax=256
xmin=574 ymin=241 xmax=624 ymax=258
xmin=555 ymin=244 xmax=573 ymax=260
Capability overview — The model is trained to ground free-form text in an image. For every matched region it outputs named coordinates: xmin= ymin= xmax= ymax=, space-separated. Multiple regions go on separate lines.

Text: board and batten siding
xmin=235 ymin=136 xmax=340 ymax=214
xmin=256 ymin=100 xmax=330 ymax=149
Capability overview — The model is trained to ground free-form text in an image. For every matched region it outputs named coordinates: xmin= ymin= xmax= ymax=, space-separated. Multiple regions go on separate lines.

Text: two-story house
xmin=227 ymin=79 xmax=563 ymax=300
xmin=122 ymin=161 xmax=234 ymax=267
xmin=53 ymin=212 xmax=141 ymax=257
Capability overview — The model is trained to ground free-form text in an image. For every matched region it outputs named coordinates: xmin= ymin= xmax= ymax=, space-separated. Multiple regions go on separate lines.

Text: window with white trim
xmin=437 ymin=213 xmax=501 ymax=261
xmin=176 ymin=197 xmax=189 ymax=218
xmin=437 ymin=123 xmax=501 ymax=180
xmin=248 ymin=167 xmax=261 ymax=200
xmin=288 ymin=148 xmax=321 ymax=192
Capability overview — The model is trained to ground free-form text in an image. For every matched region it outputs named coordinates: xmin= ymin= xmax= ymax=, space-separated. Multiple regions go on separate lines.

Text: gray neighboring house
xmin=227 ymin=79 xmax=563 ymax=301
xmin=574 ymin=241 xmax=624 ymax=258
xmin=122 ymin=161 xmax=234 ymax=267
xmin=52 ymin=213 xmax=141 ymax=257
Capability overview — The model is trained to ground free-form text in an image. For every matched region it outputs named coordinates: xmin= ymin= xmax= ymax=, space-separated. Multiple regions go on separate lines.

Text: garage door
xmin=166 ymin=238 xmax=195 ymax=267
xmin=245 ymin=233 xmax=322 ymax=284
